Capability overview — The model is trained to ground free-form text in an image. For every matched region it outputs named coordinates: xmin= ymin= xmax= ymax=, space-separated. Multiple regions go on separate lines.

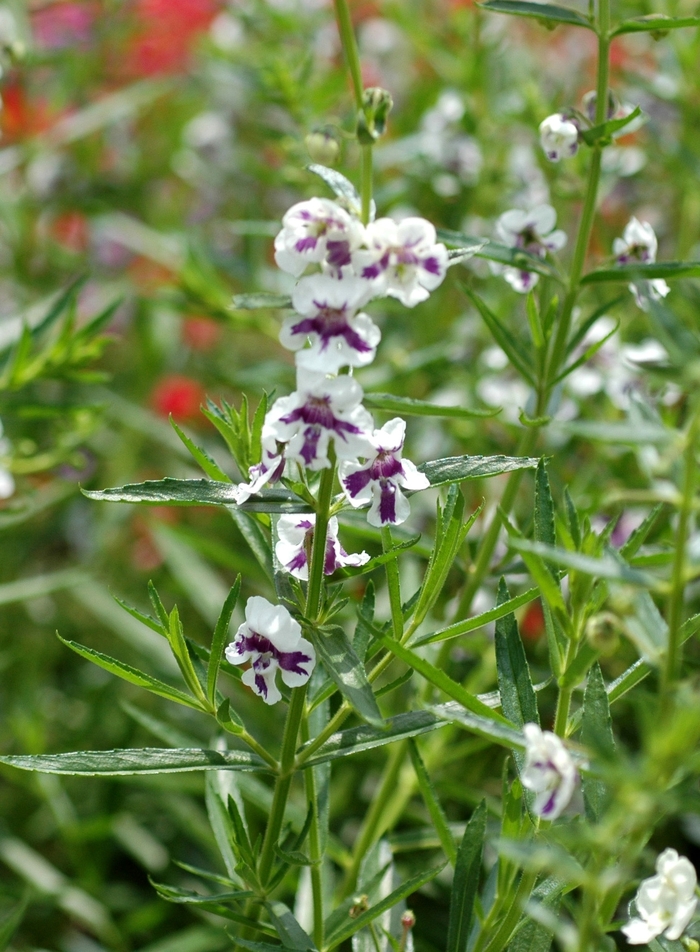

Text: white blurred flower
xmin=339 ymin=417 xmax=429 ymax=527
xmin=0 ymin=419 xmax=14 ymax=499
xmin=521 ymin=723 xmax=578 ymax=820
xmin=275 ymin=513 xmax=369 ymax=579
xmin=614 ymin=217 xmax=670 ymax=311
xmin=353 ymin=217 xmax=448 ymax=307
xmin=225 ymin=596 xmax=315 ymax=705
xmin=263 ymin=370 xmax=373 ymax=470
xmin=622 ymin=849 xmax=697 ymax=945
xmin=539 ymin=114 xmax=579 ymax=163
xmin=283 ymin=274 xmax=380 ymax=372
xmin=274 ymin=198 xmax=365 ymax=278
xmin=493 ymin=204 xmax=566 ymax=293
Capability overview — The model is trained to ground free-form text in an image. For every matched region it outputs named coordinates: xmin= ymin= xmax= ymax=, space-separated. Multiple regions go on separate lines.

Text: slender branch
xmin=382 ymin=526 xmax=403 ymax=640
xmin=307 ymin=458 xmax=336 ymax=622
xmin=332 ymin=0 xmax=363 ymax=109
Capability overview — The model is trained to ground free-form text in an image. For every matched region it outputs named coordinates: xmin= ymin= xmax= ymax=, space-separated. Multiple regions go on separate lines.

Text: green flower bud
xmin=357 ymin=87 xmax=393 ymax=145
xmin=585 ymin=612 xmax=621 ymax=656
xmin=305 ymin=129 xmax=340 ymax=166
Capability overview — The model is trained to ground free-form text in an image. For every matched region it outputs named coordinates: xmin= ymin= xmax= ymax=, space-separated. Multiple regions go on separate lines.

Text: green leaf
xmin=325 ymin=864 xmax=446 ymax=949
xmin=580 ymin=663 xmax=614 ymax=822
xmin=478 ymin=0 xmax=593 ymax=29
xmin=554 ymin=419 xmax=672 ymax=445
xmin=412 ymin=587 xmax=539 ymax=647
xmin=534 ymin=460 xmax=556 ymax=565
xmin=307 ymin=163 xmax=360 ymax=210
xmin=57 ymin=635 xmax=204 ymax=710
xmin=0 ymin=747 xmax=266 ymax=776
xmin=0 ymin=896 xmax=28 ymax=952
xmin=494 ymin=579 xmax=540 ymax=742
xmin=231 ymin=293 xmax=292 ymax=310
xmin=230 ymin=509 xmax=274 ymax=581
xmin=461 ymin=286 xmax=535 ymax=384
xmin=170 ymin=420 xmax=232 ymax=482
xmin=408 ymin=739 xmax=457 ymax=864
xmin=379 ymin=636 xmax=513 ymax=725
xmin=207 ymin=578 xmax=241 ymax=705
xmin=646 ymin=299 xmax=700 ymax=363
xmin=309 ymin=625 xmax=383 ymax=726
xmin=419 ymin=454 xmax=538 ymax=488
xmin=437 ymin=230 xmax=560 ymax=279
xmin=612 ymin=13 xmax=700 ymax=36
xmin=429 ymin=704 xmax=526 ymax=751
xmin=84 ymin=478 xmax=312 ymax=513
xmin=553 ymin=320 xmax=620 ymax=387
xmin=580 ymin=261 xmax=700 ymax=284
xmin=265 ymin=900 xmax=317 ymax=950
xmin=112 ymin=595 xmax=165 ymax=636
xmin=579 ymin=106 xmax=644 ymax=146
xmin=151 ymin=882 xmax=253 ymax=905
xmin=273 ymin=845 xmax=316 ymax=867
xmin=446 ymin=801 xmax=486 ymax=952
xmin=363 ymin=392 xmax=499 ymax=419
xmin=510 ymin=539 xmax=657 ymax=588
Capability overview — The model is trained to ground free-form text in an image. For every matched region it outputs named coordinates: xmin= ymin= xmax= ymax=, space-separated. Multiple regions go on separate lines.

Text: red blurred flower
xmin=182 ymin=316 xmax=221 ymax=351
xmin=50 ymin=211 xmax=89 ymax=253
xmin=125 ymin=0 xmax=219 ymax=76
xmin=151 ymin=375 xmax=205 ymax=421
xmin=0 ymin=79 xmax=58 ymax=139
xmin=520 ymin=600 xmax=545 ymax=643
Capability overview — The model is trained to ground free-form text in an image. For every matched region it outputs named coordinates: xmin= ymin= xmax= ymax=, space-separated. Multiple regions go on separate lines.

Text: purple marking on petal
xmin=326 ymin=239 xmax=352 ymax=270
xmin=300 ymin=425 xmax=322 ymax=465
xmin=255 ymin=673 xmax=268 ymax=698
xmin=289 ymin=317 xmax=318 ymax=337
xmin=362 ymin=262 xmax=384 ymax=280
xmin=277 ymin=648 xmax=313 ymax=675
xmin=324 ymin=537 xmax=338 ymax=575
xmin=378 ymin=480 xmax=398 ymax=524
xmin=368 ymin=451 xmax=403 ymax=481
xmin=295 ymin=236 xmax=318 ymax=253
xmin=343 ymin=467 xmax=373 ymax=499
xmin=421 ymin=256 xmax=442 ymax=276
xmin=286 ymin=550 xmax=308 ymax=573
xmin=540 ymin=789 xmax=558 ymax=817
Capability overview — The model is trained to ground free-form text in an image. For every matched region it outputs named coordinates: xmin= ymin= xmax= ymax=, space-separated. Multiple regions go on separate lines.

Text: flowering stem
xmin=382 ymin=526 xmax=403 ymax=639
xmin=257 ymin=684 xmax=308 ymax=887
xmin=307 ymin=458 xmax=336 ymax=622
xmin=332 ymin=0 xmax=363 ymax=110
xmin=361 ymin=145 xmax=373 ymax=226
xmin=662 ymin=403 xmax=700 ymax=698
xmin=301 ymin=720 xmax=324 ymax=948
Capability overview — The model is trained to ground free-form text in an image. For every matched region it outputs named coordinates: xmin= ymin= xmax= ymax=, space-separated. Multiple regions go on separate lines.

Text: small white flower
xmin=539 ymin=114 xmax=579 ymax=163
xmin=493 ymin=204 xmax=566 ymax=293
xmin=622 ymin=849 xmax=698 ymax=945
xmin=274 ymin=198 xmax=366 ymax=278
xmin=225 ymin=596 xmax=315 ymax=705
xmin=275 ymin=513 xmax=370 ymax=580
xmin=233 ymin=436 xmax=285 ymax=504
xmin=263 ymin=370 xmax=374 ymax=471
xmin=614 ymin=217 xmax=670 ymax=311
xmin=339 ymin=418 xmax=429 ymax=527
xmin=353 ymin=217 xmax=448 ymax=307
xmin=282 ymin=274 xmax=381 ymax=373
xmin=521 ymin=723 xmax=578 ymax=820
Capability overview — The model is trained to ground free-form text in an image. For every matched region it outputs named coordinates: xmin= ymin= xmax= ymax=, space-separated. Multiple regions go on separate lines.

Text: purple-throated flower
xmin=225 ymin=596 xmax=315 ymax=705
xmin=521 ymin=723 xmax=578 ymax=820
xmin=492 ymin=204 xmax=566 ymax=293
xmin=539 ymin=113 xmax=579 ymax=162
xmin=274 ymin=197 xmax=365 ymax=278
xmin=263 ymin=370 xmax=373 ymax=471
xmin=338 ymin=418 xmax=429 ymax=527
xmin=613 ymin=217 xmax=670 ymax=311
xmin=275 ymin=513 xmax=369 ymax=580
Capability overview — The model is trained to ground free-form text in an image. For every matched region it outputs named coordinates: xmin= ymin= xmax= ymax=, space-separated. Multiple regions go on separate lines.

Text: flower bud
xmin=582 ymin=89 xmax=618 ymax=123
xmin=401 ymin=911 xmax=416 ymax=930
xmin=357 ymin=87 xmax=393 ymax=145
xmin=349 ymin=895 xmax=369 ymax=918
xmin=539 ymin=113 xmax=579 ymax=162
xmin=584 ymin=612 xmax=621 ymax=656
xmin=305 ymin=129 xmax=340 ymax=166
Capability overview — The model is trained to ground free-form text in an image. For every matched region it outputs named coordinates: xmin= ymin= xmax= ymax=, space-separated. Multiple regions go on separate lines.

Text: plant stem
xmin=332 ymin=0 xmax=363 ymax=109
xmin=382 ymin=526 xmax=403 ymax=640
xmin=662 ymin=404 xmax=700 ymax=697
xmin=307 ymin=459 xmax=336 ymax=622
xmin=361 ymin=144 xmax=373 ymax=225
xmin=258 ymin=685 xmax=308 ymax=886
xmin=301 ymin=721 xmax=324 ymax=948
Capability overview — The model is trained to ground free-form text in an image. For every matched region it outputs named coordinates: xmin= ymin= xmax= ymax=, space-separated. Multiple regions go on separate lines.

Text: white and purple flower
xmin=539 ymin=113 xmax=579 ymax=163
xmin=275 ymin=513 xmax=370 ymax=579
xmin=233 ymin=436 xmax=285 ymax=505
xmin=274 ymin=198 xmax=365 ymax=278
xmin=282 ymin=274 xmax=381 ymax=373
xmin=613 ymin=217 xmax=670 ymax=311
xmin=263 ymin=370 xmax=374 ymax=471
xmin=339 ymin=418 xmax=430 ymax=527
xmin=521 ymin=723 xmax=578 ymax=820
xmin=493 ymin=204 xmax=566 ymax=293
xmin=622 ymin=849 xmax=697 ymax=945
xmin=352 ymin=217 xmax=448 ymax=307
xmin=225 ymin=596 xmax=315 ymax=705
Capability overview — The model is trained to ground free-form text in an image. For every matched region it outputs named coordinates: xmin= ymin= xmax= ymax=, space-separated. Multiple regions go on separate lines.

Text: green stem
xmin=382 ymin=526 xmax=403 ymax=640
xmin=301 ymin=721 xmax=324 ymax=949
xmin=662 ymin=404 xmax=700 ymax=697
xmin=361 ymin=144 xmax=373 ymax=226
xmin=240 ymin=730 xmax=279 ymax=770
xmin=258 ymin=685 xmax=308 ymax=886
xmin=332 ymin=0 xmax=363 ymax=109
xmin=477 ymin=870 xmax=538 ymax=952
xmin=307 ymin=459 xmax=336 ymax=622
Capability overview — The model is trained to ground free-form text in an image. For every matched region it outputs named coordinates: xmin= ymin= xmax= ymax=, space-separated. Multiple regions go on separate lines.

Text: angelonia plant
xmin=5 ymin=2 xmax=700 ymax=952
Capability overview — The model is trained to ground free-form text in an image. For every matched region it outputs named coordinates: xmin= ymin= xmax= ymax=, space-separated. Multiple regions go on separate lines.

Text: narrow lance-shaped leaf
xmin=478 ymin=0 xmax=593 ymax=29
xmin=309 ymin=625 xmax=383 ymax=726
xmin=612 ymin=13 xmax=700 ymax=36
xmin=0 ymin=747 xmax=266 ymax=776
xmin=265 ymin=901 xmax=317 ymax=951
xmin=461 ymin=285 xmax=535 ymax=384
xmin=170 ymin=419 xmax=232 ymax=483
xmin=580 ymin=663 xmax=615 ymax=822
xmin=207 ymin=577 xmax=241 ymax=705
xmin=412 ymin=586 xmax=539 ymax=647
xmin=307 ymin=162 xmax=360 ymax=208
xmin=57 ymin=635 xmax=204 ymax=711
xmin=364 ymin=392 xmax=499 ymax=419
xmin=419 ymin=454 xmax=538 ymax=488
xmin=580 ymin=261 xmax=700 ymax=285
xmin=231 ymin=293 xmax=292 ymax=310
xmin=579 ymin=106 xmax=644 ymax=147
xmin=408 ymin=739 xmax=457 ymax=864
xmin=84 ymin=478 xmax=312 ymax=513
xmin=447 ymin=801 xmax=487 ymax=952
